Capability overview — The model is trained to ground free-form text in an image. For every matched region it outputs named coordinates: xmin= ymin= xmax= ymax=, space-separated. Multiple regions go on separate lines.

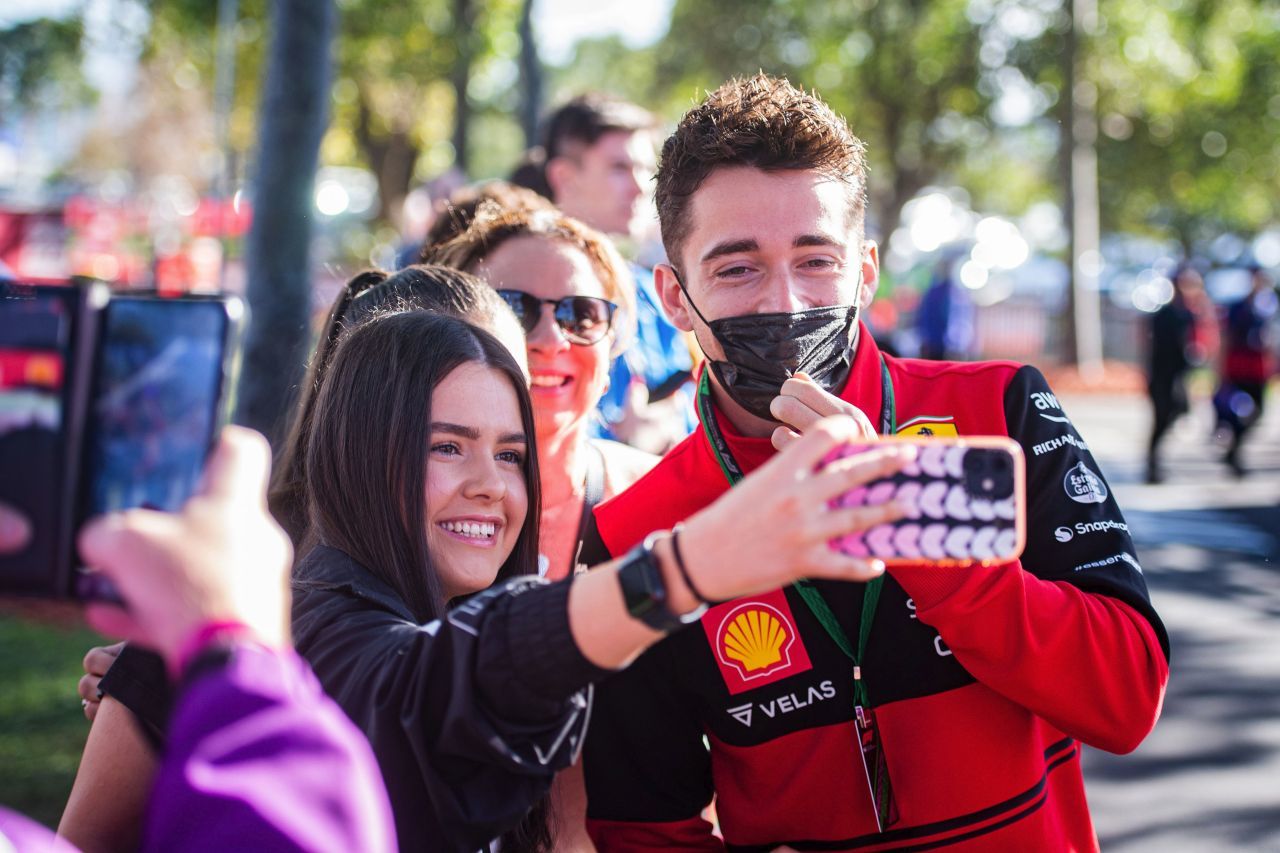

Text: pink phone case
xmin=822 ymin=436 xmax=1027 ymax=566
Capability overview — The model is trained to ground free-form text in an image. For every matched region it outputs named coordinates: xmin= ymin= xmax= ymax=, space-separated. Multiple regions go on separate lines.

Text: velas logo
xmin=703 ymin=588 xmax=812 ymax=696
xmin=897 ymin=414 xmax=958 ymax=437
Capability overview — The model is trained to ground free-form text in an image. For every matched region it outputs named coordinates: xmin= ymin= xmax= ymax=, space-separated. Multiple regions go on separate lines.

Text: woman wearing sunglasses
xmin=431 ymin=206 xmax=658 ymax=585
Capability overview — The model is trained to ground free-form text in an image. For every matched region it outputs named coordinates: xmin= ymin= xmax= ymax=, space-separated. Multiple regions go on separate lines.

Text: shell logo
xmin=717 ymin=603 xmax=795 ymax=680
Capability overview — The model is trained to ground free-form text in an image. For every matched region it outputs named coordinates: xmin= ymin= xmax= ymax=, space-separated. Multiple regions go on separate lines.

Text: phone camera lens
xmin=963 ymin=449 xmax=1014 ymax=500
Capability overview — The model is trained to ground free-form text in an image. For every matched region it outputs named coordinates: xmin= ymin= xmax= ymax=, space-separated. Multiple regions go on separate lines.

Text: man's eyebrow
xmin=700 ymin=239 xmax=759 ymax=265
xmin=793 ymin=233 xmax=844 ymax=249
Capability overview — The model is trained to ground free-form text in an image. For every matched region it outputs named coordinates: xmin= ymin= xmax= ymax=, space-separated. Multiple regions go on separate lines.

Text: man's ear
xmin=858 ymin=240 xmax=881 ymax=310
xmin=544 ymin=156 xmax=574 ymax=201
xmin=653 ymin=263 xmax=694 ymax=332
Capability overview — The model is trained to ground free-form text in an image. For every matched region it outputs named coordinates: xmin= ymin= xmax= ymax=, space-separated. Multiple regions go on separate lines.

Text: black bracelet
xmin=670 ymin=527 xmax=712 ymax=605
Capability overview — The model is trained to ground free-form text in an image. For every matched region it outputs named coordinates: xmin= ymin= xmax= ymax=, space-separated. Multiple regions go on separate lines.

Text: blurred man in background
xmin=915 ymin=254 xmax=976 ymax=361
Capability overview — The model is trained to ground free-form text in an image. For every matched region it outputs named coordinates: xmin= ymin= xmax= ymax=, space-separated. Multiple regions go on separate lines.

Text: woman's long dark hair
xmin=305 ymin=311 xmax=553 ymax=852
xmin=269 ymin=264 xmax=519 ymax=554
xmin=305 ymin=311 xmax=541 ymax=622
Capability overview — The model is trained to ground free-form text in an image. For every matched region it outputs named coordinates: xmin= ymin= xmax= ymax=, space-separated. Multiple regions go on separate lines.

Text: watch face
xmin=618 ymin=539 xmax=681 ymax=632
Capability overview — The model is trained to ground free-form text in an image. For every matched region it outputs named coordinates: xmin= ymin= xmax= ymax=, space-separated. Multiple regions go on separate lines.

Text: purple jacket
xmin=1 ymin=646 xmax=395 ymax=852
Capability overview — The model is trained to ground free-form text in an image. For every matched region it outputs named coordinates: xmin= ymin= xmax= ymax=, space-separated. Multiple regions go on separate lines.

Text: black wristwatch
xmin=617 ymin=531 xmax=709 ymax=632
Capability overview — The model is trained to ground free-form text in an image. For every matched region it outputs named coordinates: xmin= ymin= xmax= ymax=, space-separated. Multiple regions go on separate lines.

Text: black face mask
xmin=677 ymin=275 xmax=861 ymax=422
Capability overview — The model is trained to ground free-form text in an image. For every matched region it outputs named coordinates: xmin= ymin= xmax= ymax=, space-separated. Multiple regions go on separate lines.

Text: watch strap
xmin=616 ymin=532 xmax=707 ymax=631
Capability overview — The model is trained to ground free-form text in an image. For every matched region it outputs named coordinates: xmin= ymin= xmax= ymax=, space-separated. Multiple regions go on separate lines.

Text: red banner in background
xmin=0 ymin=208 xmax=68 ymax=281
xmin=0 ymin=196 xmax=250 ymax=290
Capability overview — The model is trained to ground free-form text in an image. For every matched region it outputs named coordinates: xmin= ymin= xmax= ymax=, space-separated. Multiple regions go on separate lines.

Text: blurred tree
xmin=131 ymin=0 xmax=525 ymax=223
xmin=1093 ymin=0 xmax=1280 ymax=254
xmin=237 ymin=0 xmax=336 ymax=444
xmin=1016 ymin=0 xmax=1280 ymax=255
xmin=570 ymin=0 xmax=1000 ymax=257
xmin=517 ymin=0 xmax=543 ymax=145
xmin=0 ymin=15 xmax=94 ymax=115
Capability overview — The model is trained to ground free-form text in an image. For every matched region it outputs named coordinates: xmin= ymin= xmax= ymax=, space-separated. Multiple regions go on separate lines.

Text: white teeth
xmin=441 ymin=520 xmax=496 ymax=539
xmin=531 ymin=375 xmax=567 ymax=387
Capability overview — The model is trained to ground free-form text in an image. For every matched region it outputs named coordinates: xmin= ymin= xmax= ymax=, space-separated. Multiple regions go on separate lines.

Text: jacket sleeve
xmin=295 ymin=575 xmax=608 ymax=851
xmin=583 ymin=635 xmax=722 ymax=851
xmin=143 ymin=646 xmax=396 ymax=853
xmin=889 ymin=365 xmax=1169 ymax=755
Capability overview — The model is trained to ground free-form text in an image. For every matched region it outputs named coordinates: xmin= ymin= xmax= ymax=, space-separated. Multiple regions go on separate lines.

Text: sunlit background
xmin=3 ymin=0 xmax=1276 ymax=370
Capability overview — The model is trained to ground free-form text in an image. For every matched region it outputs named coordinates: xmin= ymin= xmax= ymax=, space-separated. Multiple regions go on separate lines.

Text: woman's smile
xmin=436 ymin=516 xmax=503 ymax=547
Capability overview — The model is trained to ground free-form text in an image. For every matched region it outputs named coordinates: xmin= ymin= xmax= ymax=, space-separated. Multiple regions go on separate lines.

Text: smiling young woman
xmin=428 ymin=206 xmax=657 ymax=589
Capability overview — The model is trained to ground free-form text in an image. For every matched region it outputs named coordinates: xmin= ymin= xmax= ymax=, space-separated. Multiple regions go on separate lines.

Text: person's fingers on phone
xmin=0 ymin=503 xmax=32 ymax=553
xmin=800 ymin=548 xmax=886 ymax=583
xmin=809 ymin=444 xmax=917 ymax=504
xmin=197 ymin=426 xmax=273 ymax=506
xmin=811 ymin=501 xmax=910 ymax=542
xmin=78 ymin=509 xmax=171 ymax=584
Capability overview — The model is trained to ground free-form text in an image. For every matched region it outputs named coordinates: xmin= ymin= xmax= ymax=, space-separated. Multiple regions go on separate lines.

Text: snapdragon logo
xmin=1055 ymin=519 xmax=1130 ymax=543
xmin=1076 ymin=519 xmax=1129 ymax=535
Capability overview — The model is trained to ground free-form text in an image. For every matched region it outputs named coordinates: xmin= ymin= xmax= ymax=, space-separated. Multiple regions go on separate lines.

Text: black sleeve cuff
xmin=97 ymin=644 xmax=174 ymax=751
xmin=479 ymin=578 xmax=612 ymax=709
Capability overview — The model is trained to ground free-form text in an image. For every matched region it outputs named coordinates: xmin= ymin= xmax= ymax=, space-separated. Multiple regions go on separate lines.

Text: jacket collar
xmin=293 ymin=544 xmax=418 ymax=623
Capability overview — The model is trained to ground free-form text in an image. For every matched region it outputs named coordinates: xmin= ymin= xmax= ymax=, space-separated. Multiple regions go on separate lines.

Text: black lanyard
xmin=696 ymin=357 xmax=896 ymax=719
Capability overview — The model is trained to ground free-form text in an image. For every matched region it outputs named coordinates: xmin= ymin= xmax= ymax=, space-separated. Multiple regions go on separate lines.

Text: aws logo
xmin=703 ymin=588 xmax=812 ymax=696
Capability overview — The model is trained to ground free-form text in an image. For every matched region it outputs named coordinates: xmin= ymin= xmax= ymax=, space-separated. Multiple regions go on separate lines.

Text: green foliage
xmin=582 ymin=0 xmax=1004 ymax=250
xmin=0 ymin=14 xmax=95 ymax=114
xmin=1091 ymin=0 xmax=1280 ymax=247
xmin=0 ymin=613 xmax=105 ymax=829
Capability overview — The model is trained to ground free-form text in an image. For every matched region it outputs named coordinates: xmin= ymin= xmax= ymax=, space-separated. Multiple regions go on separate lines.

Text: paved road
xmin=1061 ymin=390 xmax=1280 ymax=851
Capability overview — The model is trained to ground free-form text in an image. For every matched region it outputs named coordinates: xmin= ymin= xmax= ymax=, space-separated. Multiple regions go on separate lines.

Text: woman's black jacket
xmin=290 ymin=545 xmax=606 ymax=852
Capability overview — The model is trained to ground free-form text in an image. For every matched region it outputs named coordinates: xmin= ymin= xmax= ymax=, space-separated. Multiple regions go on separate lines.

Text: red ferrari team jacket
xmin=581 ymin=327 xmax=1169 ymax=852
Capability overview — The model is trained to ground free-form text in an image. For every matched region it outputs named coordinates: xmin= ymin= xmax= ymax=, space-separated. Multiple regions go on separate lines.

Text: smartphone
xmin=0 ymin=282 xmax=107 ymax=595
xmin=823 ymin=436 xmax=1026 ymax=566
xmin=71 ymin=293 xmax=244 ymax=599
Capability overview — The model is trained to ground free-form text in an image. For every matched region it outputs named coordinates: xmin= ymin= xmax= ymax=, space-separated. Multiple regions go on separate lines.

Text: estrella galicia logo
xmin=1063 ymin=462 xmax=1108 ymax=504
xmin=1054 ymin=526 xmax=1074 ymax=542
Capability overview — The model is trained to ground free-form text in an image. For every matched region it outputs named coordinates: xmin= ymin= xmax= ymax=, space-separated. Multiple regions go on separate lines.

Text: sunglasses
xmin=496 ymin=290 xmax=617 ymax=346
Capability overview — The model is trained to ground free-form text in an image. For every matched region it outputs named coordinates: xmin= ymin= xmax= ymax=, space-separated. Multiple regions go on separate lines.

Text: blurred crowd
xmin=1145 ymin=262 xmax=1277 ymax=482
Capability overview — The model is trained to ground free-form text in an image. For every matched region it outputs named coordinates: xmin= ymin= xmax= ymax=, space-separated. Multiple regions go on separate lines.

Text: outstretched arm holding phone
xmin=1 ymin=429 xmax=397 ymax=853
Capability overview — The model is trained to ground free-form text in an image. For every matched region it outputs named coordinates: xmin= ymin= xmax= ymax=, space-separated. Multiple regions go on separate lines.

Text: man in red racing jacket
xmin=579 ymin=74 xmax=1169 ymax=852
